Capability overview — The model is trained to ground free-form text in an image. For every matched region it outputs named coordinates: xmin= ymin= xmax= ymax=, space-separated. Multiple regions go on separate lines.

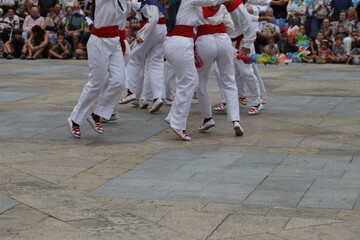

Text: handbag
xmin=315 ymin=6 xmax=329 ymax=20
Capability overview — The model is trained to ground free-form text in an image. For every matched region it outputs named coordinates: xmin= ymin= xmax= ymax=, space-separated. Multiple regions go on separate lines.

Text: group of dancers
xmin=67 ymin=0 xmax=286 ymax=141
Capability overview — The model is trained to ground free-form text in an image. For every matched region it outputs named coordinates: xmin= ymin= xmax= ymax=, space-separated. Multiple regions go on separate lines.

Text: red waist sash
xmin=231 ymin=34 xmax=244 ymax=50
xmin=166 ymin=25 xmax=194 ymax=38
xmin=91 ymin=26 xmax=126 ymax=55
xmin=197 ymin=23 xmax=227 ymax=37
xmin=138 ymin=17 xmax=166 ymax=31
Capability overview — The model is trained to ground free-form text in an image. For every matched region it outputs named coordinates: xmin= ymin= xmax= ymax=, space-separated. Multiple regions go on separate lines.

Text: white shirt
xmin=228 ymin=4 xmax=256 ymax=49
xmin=196 ymin=5 xmax=234 ymax=34
xmin=137 ymin=4 xmax=165 ymax=41
xmin=246 ymin=0 xmax=271 ymax=6
xmin=93 ymin=0 xmax=128 ymax=29
xmin=175 ymin=0 xmax=232 ymax=27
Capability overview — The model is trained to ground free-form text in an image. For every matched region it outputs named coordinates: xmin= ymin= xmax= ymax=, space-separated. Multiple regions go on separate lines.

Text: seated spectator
xmin=320 ymin=18 xmax=332 ymax=40
xmin=302 ymin=36 xmax=318 ymax=63
xmin=315 ymin=31 xmax=325 ymax=49
xmin=278 ymin=32 xmax=289 ymax=53
xmin=21 ymin=25 xmax=48 ymax=59
xmin=49 ymin=30 xmax=71 ymax=59
xmin=330 ymin=0 xmax=353 ymax=21
xmin=333 ymin=10 xmax=355 ymax=55
xmin=62 ymin=0 xmax=78 ymax=12
xmin=4 ymin=29 xmax=25 ymax=59
xmin=15 ymin=4 xmax=27 ymax=29
xmin=22 ymin=6 xmax=45 ymax=40
xmin=287 ymin=36 xmax=299 ymax=52
xmin=299 ymin=24 xmax=307 ymax=36
xmin=74 ymin=30 xmax=89 ymax=59
xmin=3 ymin=8 xmax=20 ymax=29
xmin=44 ymin=7 xmax=60 ymax=45
xmin=347 ymin=7 xmax=359 ymax=27
xmin=257 ymin=8 xmax=280 ymax=52
xmin=332 ymin=36 xmax=348 ymax=63
xmin=61 ymin=6 xmax=73 ymax=29
xmin=264 ymin=37 xmax=280 ymax=56
xmin=316 ymin=39 xmax=333 ymax=63
xmin=64 ymin=4 xmax=84 ymax=50
xmin=286 ymin=0 xmax=306 ymax=26
xmin=0 ymin=0 xmax=15 ymax=16
xmin=54 ymin=4 xmax=64 ymax=21
xmin=73 ymin=3 xmax=84 ymax=16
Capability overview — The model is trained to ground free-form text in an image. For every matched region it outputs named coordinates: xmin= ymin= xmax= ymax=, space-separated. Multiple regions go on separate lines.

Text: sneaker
xmin=248 ymin=104 xmax=264 ymax=115
xmin=199 ymin=119 xmax=215 ymax=131
xmin=171 ymin=127 xmax=191 ymax=141
xmin=87 ymin=115 xmax=105 ymax=134
xmin=239 ymin=97 xmax=248 ymax=105
xmin=139 ymin=99 xmax=150 ymax=109
xmin=233 ymin=121 xmax=244 ymax=136
xmin=149 ymin=98 xmax=164 ymax=113
xmin=67 ymin=118 xmax=81 ymax=138
xmin=19 ymin=54 xmax=26 ymax=59
xmin=119 ymin=92 xmax=136 ymax=104
xmin=164 ymin=98 xmax=174 ymax=106
xmin=131 ymin=99 xmax=140 ymax=107
xmin=214 ymin=103 xmax=227 ymax=112
xmin=6 ymin=54 xmax=14 ymax=60
xmin=100 ymin=113 xmax=118 ymax=123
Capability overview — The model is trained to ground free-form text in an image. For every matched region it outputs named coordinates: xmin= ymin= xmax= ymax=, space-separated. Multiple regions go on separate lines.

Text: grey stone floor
xmin=0 ymin=202 xmax=19 ymax=214
xmin=89 ymin=149 xmax=360 ymax=209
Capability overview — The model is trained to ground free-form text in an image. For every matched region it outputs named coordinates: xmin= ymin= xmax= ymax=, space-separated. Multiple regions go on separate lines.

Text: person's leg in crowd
xmin=343 ymin=37 xmax=353 ymax=56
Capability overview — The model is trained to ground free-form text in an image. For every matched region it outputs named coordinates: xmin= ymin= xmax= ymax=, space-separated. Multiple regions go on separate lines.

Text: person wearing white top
xmin=68 ymin=0 xmax=129 ymax=138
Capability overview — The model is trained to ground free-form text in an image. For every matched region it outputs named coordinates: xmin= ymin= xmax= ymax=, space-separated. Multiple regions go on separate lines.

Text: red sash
xmin=138 ymin=17 xmax=166 ymax=31
xmin=166 ymin=25 xmax=194 ymax=38
xmin=91 ymin=26 xmax=126 ymax=55
xmin=202 ymin=6 xmax=220 ymax=18
xmin=197 ymin=23 xmax=227 ymax=36
xmin=223 ymin=0 xmax=242 ymax=12
xmin=231 ymin=34 xmax=244 ymax=50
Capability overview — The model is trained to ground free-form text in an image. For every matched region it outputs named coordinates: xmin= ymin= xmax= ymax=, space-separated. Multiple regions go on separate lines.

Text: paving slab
xmin=0 ymin=202 xmax=20 ymax=215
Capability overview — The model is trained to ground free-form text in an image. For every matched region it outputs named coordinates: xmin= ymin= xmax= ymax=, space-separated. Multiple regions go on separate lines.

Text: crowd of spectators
xmin=0 ymin=0 xmax=360 ymax=64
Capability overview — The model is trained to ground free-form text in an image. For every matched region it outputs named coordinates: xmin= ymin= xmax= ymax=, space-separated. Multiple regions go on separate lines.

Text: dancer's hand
xmin=241 ymin=47 xmax=250 ymax=54
xmin=137 ymin=38 xmax=144 ymax=43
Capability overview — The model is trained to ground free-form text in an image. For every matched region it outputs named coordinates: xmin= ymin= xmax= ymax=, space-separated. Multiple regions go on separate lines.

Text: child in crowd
xmin=302 ymin=36 xmax=317 ymax=63
xmin=49 ymin=31 xmax=71 ymax=59
xmin=264 ymin=37 xmax=280 ymax=56
xmin=278 ymin=32 xmax=288 ymax=53
xmin=315 ymin=31 xmax=325 ymax=50
xmin=287 ymin=36 xmax=299 ymax=53
xmin=4 ymin=29 xmax=25 ymax=59
xmin=21 ymin=25 xmax=49 ymax=59
xmin=316 ymin=40 xmax=333 ymax=63
xmin=332 ymin=36 xmax=348 ymax=63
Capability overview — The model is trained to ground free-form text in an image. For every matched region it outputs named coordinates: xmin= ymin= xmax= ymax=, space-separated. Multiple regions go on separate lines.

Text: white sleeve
xmin=138 ymin=5 xmax=159 ymax=41
xmin=250 ymin=15 xmax=259 ymax=22
xmin=246 ymin=0 xmax=271 ymax=6
xmin=223 ymin=8 xmax=234 ymax=34
xmin=238 ymin=4 xmax=256 ymax=49
xmin=131 ymin=1 xmax=141 ymax=11
xmin=190 ymin=0 xmax=229 ymax=7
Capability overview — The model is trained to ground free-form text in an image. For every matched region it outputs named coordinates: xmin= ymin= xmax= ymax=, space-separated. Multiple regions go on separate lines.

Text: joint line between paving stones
xmin=352 ymin=192 xmax=360 ymax=210
xmin=282 ymin=217 xmax=292 ymax=231
xmin=295 ymin=177 xmax=317 ymax=208
xmin=205 ymin=213 xmax=230 ymax=240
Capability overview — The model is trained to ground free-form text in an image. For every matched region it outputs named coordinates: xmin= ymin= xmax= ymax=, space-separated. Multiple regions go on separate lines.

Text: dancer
xmin=120 ymin=0 xmax=167 ymax=113
xmin=67 ymin=0 xmax=129 ymax=138
xmin=164 ymin=0 xmax=234 ymax=141
xmin=195 ymin=4 xmax=244 ymax=136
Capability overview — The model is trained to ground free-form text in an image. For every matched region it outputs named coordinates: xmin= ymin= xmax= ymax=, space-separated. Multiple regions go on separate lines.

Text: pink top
xmin=318 ymin=48 xmax=331 ymax=59
xmin=23 ymin=15 xmax=45 ymax=33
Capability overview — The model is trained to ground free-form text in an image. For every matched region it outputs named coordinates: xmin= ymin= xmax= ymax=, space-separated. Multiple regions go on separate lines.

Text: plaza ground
xmin=0 ymin=59 xmax=360 ymax=239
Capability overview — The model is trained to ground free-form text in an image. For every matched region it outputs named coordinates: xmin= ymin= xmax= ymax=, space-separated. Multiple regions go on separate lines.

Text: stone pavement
xmin=0 ymin=59 xmax=360 ymax=240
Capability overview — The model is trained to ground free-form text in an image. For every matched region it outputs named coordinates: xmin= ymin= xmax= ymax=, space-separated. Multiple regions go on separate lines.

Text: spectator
xmin=15 ymin=4 xmax=27 ymax=28
xmin=320 ymin=18 xmax=332 ymax=39
xmin=64 ymin=3 xmax=84 ymax=50
xmin=286 ymin=0 xmax=306 ymax=26
xmin=299 ymin=24 xmax=307 ymax=36
xmin=54 ymin=3 xmax=63 ymax=20
xmin=38 ymin=0 xmax=57 ymax=17
xmin=302 ymin=36 xmax=318 ymax=62
xmin=278 ymin=32 xmax=289 ymax=53
xmin=4 ymin=29 xmax=24 ymax=59
xmin=74 ymin=30 xmax=89 ymax=59
xmin=0 ymin=0 xmax=15 ymax=15
xmin=3 ymin=8 xmax=20 ymax=29
xmin=62 ymin=0 xmax=77 ymax=12
xmin=347 ymin=7 xmax=359 ymax=27
xmin=287 ymin=35 xmax=299 ymax=52
xmin=28 ymin=0 xmax=39 ymax=9
xmin=61 ymin=6 xmax=72 ymax=29
xmin=332 ymin=36 xmax=348 ymax=63
xmin=22 ymin=25 xmax=48 ymax=59
xmin=45 ymin=7 xmax=60 ymax=45
xmin=316 ymin=39 xmax=333 ymax=63
xmin=330 ymin=0 xmax=353 ymax=21
xmin=49 ymin=30 xmax=70 ymax=59
xmin=333 ymin=10 xmax=354 ymax=55
xmin=264 ymin=37 xmax=280 ymax=56
xmin=257 ymin=8 xmax=280 ymax=52
xmin=126 ymin=26 xmax=135 ymax=49
xmin=307 ymin=0 xmax=331 ymax=37
xmin=73 ymin=2 xmax=84 ymax=15
xmin=22 ymin=6 xmax=45 ymax=40
xmin=315 ymin=31 xmax=325 ymax=49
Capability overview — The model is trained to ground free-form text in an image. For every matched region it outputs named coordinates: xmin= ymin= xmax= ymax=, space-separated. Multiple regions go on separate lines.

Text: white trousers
xmin=236 ymin=64 xmax=265 ymax=98
xmin=70 ymin=35 xmax=126 ymax=125
xmin=196 ymin=34 xmax=240 ymax=122
xmin=164 ymin=61 xmax=176 ymax=100
xmin=126 ymin=25 xmax=166 ymax=100
xmin=164 ymin=36 xmax=198 ymax=130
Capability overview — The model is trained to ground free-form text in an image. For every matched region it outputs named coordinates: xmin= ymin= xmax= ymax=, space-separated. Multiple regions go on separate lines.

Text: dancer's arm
xmin=137 ymin=5 xmax=159 ymax=43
